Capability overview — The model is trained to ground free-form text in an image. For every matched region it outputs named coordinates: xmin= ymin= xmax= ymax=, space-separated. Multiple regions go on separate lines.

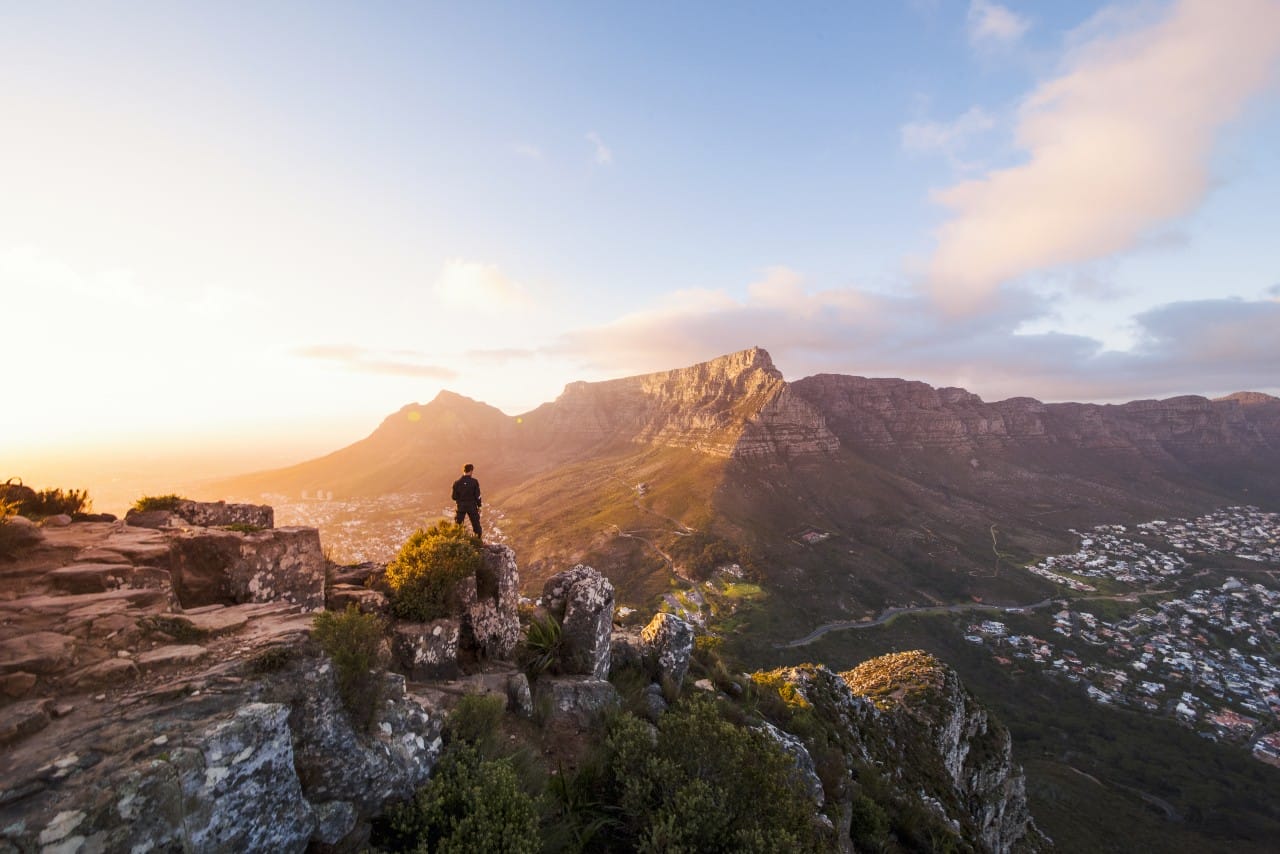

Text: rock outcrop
xmin=639 ymin=612 xmax=694 ymax=688
xmin=542 ymin=565 xmax=615 ymax=679
xmin=169 ymin=526 xmax=325 ymax=611
xmin=0 ymin=518 xmax=442 ymax=853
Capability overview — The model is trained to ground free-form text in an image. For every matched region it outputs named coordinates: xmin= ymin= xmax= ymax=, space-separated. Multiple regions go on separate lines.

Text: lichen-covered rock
xmin=124 ymin=508 xmax=184 ymax=528
xmin=393 ymin=620 xmax=461 ymax=680
xmin=183 ymin=702 xmax=317 ymax=851
xmin=175 ymin=500 xmax=274 ymax=529
xmin=507 ymin=672 xmax=534 ymax=718
xmin=275 ymin=667 xmax=441 ymax=816
xmin=462 ymin=544 xmax=520 ymax=659
xmin=640 ymin=612 xmax=694 ymax=687
xmin=542 ymin=565 xmax=614 ymax=678
xmin=169 ymin=527 xmax=324 ymax=611
xmin=533 ymin=675 xmax=620 ymax=729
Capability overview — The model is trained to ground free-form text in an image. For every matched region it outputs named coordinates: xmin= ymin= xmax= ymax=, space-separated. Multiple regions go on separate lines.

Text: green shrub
xmin=3 ymin=486 xmax=91 ymax=519
xmin=519 ymin=611 xmax=563 ymax=676
xmin=386 ymin=521 xmax=483 ymax=621
xmin=848 ymin=793 xmax=890 ymax=852
xmin=312 ymin=605 xmax=387 ymax=731
xmin=132 ymin=494 xmax=186 ymax=512
xmin=382 ymin=745 xmax=539 ymax=854
xmin=599 ymin=694 xmax=823 ymax=852
xmin=444 ymin=693 xmax=506 ymax=755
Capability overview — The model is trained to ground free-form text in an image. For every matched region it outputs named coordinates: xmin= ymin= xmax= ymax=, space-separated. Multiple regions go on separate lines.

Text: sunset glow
xmin=4 ymin=1 xmax=1280 ymax=504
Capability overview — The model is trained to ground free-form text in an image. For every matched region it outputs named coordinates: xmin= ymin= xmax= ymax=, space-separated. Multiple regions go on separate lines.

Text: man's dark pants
xmin=455 ymin=504 xmax=481 ymax=537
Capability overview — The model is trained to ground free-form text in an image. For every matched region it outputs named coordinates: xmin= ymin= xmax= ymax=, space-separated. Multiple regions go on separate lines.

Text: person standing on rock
xmin=451 ymin=463 xmax=482 ymax=538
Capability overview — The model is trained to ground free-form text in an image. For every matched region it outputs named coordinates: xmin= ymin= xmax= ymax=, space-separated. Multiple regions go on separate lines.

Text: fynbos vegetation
xmin=385 ymin=521 xmax=483 ymax=621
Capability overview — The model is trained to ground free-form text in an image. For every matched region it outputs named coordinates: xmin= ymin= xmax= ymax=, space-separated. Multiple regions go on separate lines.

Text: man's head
xmin=463 ymin=463 xmax=474 ymax=474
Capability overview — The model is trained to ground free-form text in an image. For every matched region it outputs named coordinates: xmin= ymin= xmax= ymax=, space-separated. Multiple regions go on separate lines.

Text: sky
xmin=4 ymin=0 xmax=1280 ymax=482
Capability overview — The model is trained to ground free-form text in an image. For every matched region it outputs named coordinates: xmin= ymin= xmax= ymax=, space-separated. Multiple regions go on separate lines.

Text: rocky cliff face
xmin=757 ymin=652 xmax=1047 ymax=854
xmin=792 ymin=374 xmax=1280 ymax=461
xmin=521 ymin=347 xmax=839 ymax=459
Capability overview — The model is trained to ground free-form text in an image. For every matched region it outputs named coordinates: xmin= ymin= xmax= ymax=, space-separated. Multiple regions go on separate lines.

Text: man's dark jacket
xmin=451 ymin=475 xmax=481 ymax=507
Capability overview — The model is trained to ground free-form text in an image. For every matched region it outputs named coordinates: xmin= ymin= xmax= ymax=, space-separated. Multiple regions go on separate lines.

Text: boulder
xmin=175 ymin=500 xmax=274 ymax=529
xmin=533 ymin=676 xmax=620 ymax=730
xmin=640 ymin=683 xmax=668 ymax=723
xmin=393 ymin=620 xmax=461 ymax=680
xmin=124 ymin=509 xmax=183 ymax=528
xmin=542 ymin=565 xmax=614 ymax=679
xmin=1 ymin=514 xmax=43 ymax=547
xmin=640 ymin=612 xmax=695 ymax=688
xmin=507 ymin=672 xmax=534 ymax=718
xmin=462 ymin=544 xmax=521 ymax=659
xmin=70 ymin=658 xmax=139 ymax=689
xmin=41 ymin=513 xmax=73 ymax=527
xmin=169 ymin=527 xmax=324 ymax=611
xmin=609 ymin=629 xmax=644 ymax=673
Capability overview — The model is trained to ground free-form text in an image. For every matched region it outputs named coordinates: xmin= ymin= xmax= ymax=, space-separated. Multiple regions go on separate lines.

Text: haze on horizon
xmin=6 ymin=0 xmax=1280 ymax=494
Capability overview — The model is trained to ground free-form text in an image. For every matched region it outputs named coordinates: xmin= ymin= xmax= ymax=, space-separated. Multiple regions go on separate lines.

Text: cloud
xmin=586 ymin=131 xmax=613 ymax=166
xmin=432 ymin=259 xmax=529 ymax=310
xmin=550 ymin=268 xmax=1280 ymax=403
xmin=967 ymin=0 xmax=1030 ymax=48
xmin=901 ymin=106 xmax=997 ymax=168
xmin=928 ymin=0 xmax=1280 ymax=312
xmin=294 ymin=345 xmax=457 ymax=380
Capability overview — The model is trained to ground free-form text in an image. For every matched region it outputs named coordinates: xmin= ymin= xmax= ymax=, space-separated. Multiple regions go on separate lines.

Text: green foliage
xmin=444 ymin=693 xmax=506 ymax=755
xmin=848 ymin=793 xmax=890 ymax=852
xmin=312 ymin=604 xmax=387 ymax=731
xmin=598 ymin=694 xmax=823 ymax=852
xmin=519 ymin=611 xmax=563 ymax=676
xmin=221 ymin=522 xmax=264 ymax=533
xmin=132 ymin=494 xmax=186 ymax=512
xmin=666 ymin=532 xmax=754 ymax=582
xmin=386 ymin=521 xmax=482 ymax=621
xmin=1 ymin=485 xmax=92 ymax=519
xmin=382 ymin=745 xmax=539 ymax=854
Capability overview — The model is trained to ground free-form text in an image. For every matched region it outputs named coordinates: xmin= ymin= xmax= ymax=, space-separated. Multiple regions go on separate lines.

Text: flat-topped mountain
xmin=215 ymin=348 xmax=1280 ymax=623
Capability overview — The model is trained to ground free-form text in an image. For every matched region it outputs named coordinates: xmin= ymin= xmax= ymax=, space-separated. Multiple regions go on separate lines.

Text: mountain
xmin=215 ymin=348 xmax=1280 ymax=619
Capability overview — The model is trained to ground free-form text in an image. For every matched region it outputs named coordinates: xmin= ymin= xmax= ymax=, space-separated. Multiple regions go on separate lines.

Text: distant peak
xmin=1215 ymin=391 xmax=1280 ymax=406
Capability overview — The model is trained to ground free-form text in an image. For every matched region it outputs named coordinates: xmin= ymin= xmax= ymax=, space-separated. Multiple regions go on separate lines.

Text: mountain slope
xmin=215 ymin=348 xmax=1280 ymax=625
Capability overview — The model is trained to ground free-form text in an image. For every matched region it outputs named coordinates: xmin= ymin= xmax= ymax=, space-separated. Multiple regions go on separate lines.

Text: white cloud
xmin=967 ymin=0 xmax=1031 ymax=48
xmin=929 ymin=0 xmax=1280 ymax=312
xmin=901 ymin=106 xmax=997 ymax=166
xmin=551 ymin=268 xmax=1280 ymax=403
xmin=432 ymin=259 xmax=529 ymax=311
xmin=586 ymin=131 xmax=613 ymax=166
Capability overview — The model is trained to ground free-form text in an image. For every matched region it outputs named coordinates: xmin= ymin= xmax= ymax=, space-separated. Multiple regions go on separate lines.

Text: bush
xmin=0 ymin=483 xmax=91 ymax=519
xmin=132 ymin=494 xmax=186 ymax=512
xmin=385 ymin=521 xmax=483 ymax=621
xmin=312 ymin=605 xmax=387 ymax=731
xmin=444 ymin=693 xmax=506 ymax=755
xmin=599 ymin=694 xmax=823 ymax=852
xmin=519 ymin=612 xmax=563 ymax=676
xmin=382 ymin=745 xmax=539 ymax=854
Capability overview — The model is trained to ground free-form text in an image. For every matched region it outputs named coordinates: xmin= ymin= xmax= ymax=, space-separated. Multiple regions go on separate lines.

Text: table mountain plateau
xmin=213 ymin=347 xmax=1280 ymax=630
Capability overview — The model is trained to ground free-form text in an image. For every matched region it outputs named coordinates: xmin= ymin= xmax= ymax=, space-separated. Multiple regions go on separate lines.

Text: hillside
xmin=213 ymin=348 xmax=1280 ymax=628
